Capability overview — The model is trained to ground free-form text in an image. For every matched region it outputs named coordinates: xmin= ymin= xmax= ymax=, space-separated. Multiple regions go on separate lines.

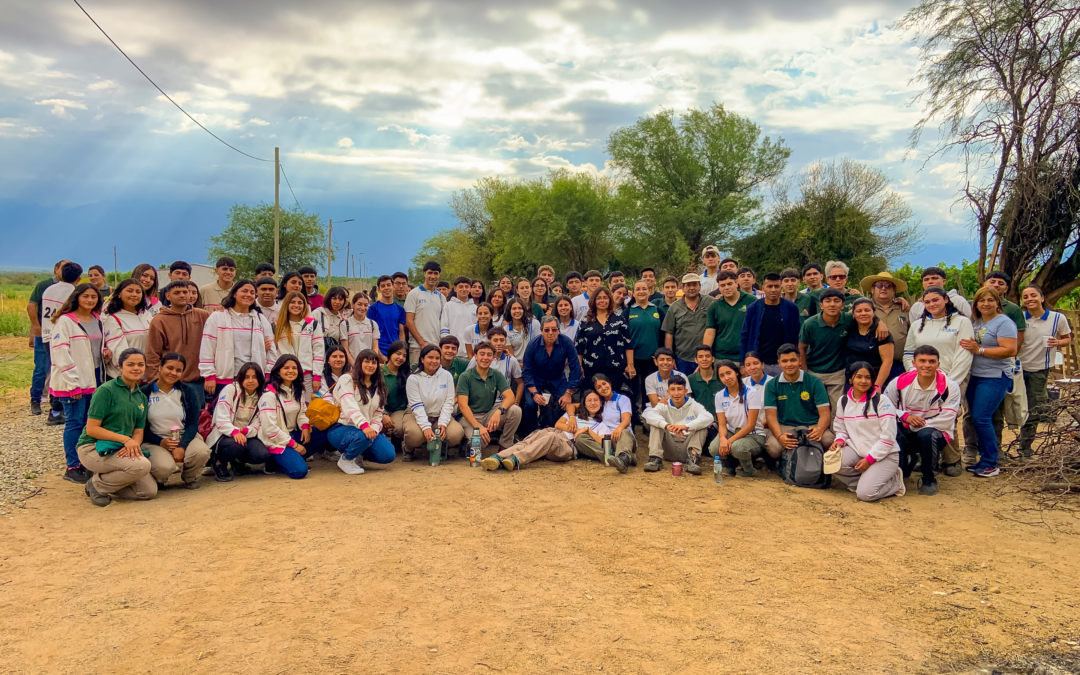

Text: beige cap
xmin=823 ymin=447 xmax=842 ymax=474
xmin=702 ymin=245 xmax=720 ymax=257
xmin=681 ymin=272 xmax=701 ymax=284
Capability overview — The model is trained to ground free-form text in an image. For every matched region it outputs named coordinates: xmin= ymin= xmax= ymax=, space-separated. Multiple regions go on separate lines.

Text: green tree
xmin=607 ymin=103 xmax=790 ymax=272
xmin=207 ymin=203 xmax=329 ymax=278
xmin=408 ymin=228 xmax=491 ymax=286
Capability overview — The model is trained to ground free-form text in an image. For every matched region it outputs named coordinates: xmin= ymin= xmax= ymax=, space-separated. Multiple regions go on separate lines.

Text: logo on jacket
xmin=800 ymin=392 xmax=810 ymax=400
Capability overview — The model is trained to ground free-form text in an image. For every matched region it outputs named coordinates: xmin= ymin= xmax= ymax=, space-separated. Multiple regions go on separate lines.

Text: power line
xmin=278 ymin=161 xmax=302 ymax=209
xmin=71 ymin=0 xmax=272 ymax=163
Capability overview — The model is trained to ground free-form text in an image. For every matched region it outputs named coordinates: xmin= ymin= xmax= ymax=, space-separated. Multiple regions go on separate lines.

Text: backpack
xmin=783 ymin=426 xmax=831 ymax=489
xmin=320 ymin=313 xmax=342 ymax=355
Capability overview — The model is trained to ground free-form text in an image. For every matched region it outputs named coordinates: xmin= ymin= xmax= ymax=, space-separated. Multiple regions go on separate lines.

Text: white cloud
xmin=0 ymin=118 xmax=45 ymax=138
xmin=337 ymin=137 xmax=354 ymax=148
xmin=377 ymin=124 xmax=451 ymax=148
xmin=87 ymin=80 xmax=117 ymax=91
xmin=35 ymin=98 xmax=87 ymax=119
xmin=248 ymin=117 xmax=269 ymax=126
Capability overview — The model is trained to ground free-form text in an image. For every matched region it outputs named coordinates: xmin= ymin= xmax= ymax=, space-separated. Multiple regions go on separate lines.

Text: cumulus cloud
xmin=35 ymin=98 xmax=87 ymax=119
xmin=337 ymin=137 xmax=354 ymax=148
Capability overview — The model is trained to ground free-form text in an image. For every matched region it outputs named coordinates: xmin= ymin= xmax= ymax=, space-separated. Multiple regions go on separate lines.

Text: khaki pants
xmin=384 ymin=410 xmax=408 ymax=441
xmin=648 ymin=427 xmax=707 ymax=462
xmin=144 ymin=437 xmax=211 ymax=485
xmin=497 ymin=428 xmax=573 ymax=466
xmin=808 ymin=370 xmax=846 ymax=413
xmin=765 ymin=424 xmax=835 ymax=459
xmin=403 ymin=414 xmax=465 ymax=454
xmin=460 ymin=405 xmax=522 ymax=454
xmin=833 ymin=446 xmax=904 ymax=502
xmin=408 ymin=343 xmax=427 ymax=367
xmin=709 ymin=433 xmax=767 ymax=475
xmin=576 ymin=429 xmax=637 ymax=462
xmin=77 ymin=443 xmax=156 ymax=500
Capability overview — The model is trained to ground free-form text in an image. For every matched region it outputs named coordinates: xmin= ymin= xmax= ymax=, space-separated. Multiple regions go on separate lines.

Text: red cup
xmin=672 ymin=462 xmax=683 ymax=476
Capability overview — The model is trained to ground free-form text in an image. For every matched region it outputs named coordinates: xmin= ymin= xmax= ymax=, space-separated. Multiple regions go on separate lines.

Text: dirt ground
xmin=3 ymin=435 xmax=1080 ymax=675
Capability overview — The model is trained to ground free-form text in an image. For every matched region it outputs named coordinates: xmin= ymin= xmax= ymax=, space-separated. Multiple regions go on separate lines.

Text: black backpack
xmin=322 ymin=314 xmax=342 ymax=354
xmin=783 ymin=426 xmax=831 ymax=489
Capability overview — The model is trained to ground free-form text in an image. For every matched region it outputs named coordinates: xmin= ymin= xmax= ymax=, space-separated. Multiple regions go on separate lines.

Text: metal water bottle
xmin=602 ymin=436 xmax=613 ymax=464
xmin=714 ymin=454 xmax=723 ymax=484
xmin=470 ymin=429 xmax=482 ymax=467
xmin=428 ymin=437 xmax=442 ymax=466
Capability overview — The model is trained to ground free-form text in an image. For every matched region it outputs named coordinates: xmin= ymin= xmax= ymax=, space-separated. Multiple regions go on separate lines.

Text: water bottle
xmin=714 ymin=454 xmax=723 ymax=484
xmin=168 ymin=425 xmax=182 ymax=442
xmin=602 ymin=436 xmax=613 ymax=464
xmin=470 ymin=429 xmax=482 ymax=467
xmin=428 ymin=437 xmax=442 ymax=466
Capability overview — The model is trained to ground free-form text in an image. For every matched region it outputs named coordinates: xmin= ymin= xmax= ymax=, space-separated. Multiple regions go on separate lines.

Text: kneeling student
xmin=830 ymin=361 xmax=905 ymax=502
xmin=329 ymin=349 xmax=397 ymax=475
xmin=141 ymin=352 xmax=211 ymax=489
xmin=481 ymin=389 xmax=609 ymax=471
xmin=258 ymin=355 xmax=324 ymax=479
xmin=764 ymin=343 xmax=834 ymax=470
xmin=206 ymin=362 xmax=267 ymax=482
xmin=643 ymin=375 xmax=712 ymax=474
xmin=709 ymin=360 xmax=767 ymax=477
xmin=457 ymin=341 xmax=521 ymax=457
xmin=884 ymin=345 xmax=961 ymax=496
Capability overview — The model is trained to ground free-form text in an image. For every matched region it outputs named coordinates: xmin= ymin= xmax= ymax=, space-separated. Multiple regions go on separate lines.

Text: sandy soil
xmin=2 ymin=437 xmax=1079 ymax=675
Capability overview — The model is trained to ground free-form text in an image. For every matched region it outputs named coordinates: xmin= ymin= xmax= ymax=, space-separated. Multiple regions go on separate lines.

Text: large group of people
xmin=24 ymin=250 xmax=1072 ymax=507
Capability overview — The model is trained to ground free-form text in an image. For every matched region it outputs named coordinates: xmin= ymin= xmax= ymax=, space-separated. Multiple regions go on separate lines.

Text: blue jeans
xmin=965 ymin=374 xmax=1011 ymax=469
xmin=270 ymin=428 xmax=329 ymax=479
xmin=327 ymin=424 xmax=396 ymax=463
xmin=31 ymin=337 xmax=50 ymax=403
xmin=60 ymin=396 xmax=91 ymax=468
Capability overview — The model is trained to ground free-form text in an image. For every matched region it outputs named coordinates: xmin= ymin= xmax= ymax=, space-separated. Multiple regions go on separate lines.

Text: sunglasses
xmin=873 ymin=282 xmax=894 ymax=290
xmin=828 ymin=274 xmax=848 ymax=280
xmin=541 ymin=328 xmax=559 ymax=333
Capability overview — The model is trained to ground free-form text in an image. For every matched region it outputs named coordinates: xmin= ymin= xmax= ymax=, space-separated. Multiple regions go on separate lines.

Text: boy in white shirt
xmin=404 ymin=261 xmax=446 ymax=365
xmin=642 ymin=375 xmax=713 ymax=475
xmin=643 ymin=347 xmax=685 ymax=409
xmin=440 ymin=276 xmax=477 ymax=358
xmin=41 ymin=262 xmax=82 ymax=343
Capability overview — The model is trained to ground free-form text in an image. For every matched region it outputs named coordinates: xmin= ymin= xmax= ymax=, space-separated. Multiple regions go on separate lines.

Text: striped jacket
xmin=333 ymin=373 xmax=385 ymax=432
xmin=102 ymin=309 xmax=151 ymax=379
xmin=49 ymin=312 xmax=104 ymax=397
xmin=275 ymin=317 xmax=325 ymax=387
xmin=199 ymin=309 xmax=277 ymax=385
xmin=206 ymin=382 xmax=263 ymax=448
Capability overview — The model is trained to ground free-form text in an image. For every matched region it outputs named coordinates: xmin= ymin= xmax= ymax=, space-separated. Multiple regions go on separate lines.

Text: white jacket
xmin=406 ymin=368 xmax=456 ymax=430
xmin=333 ymin=373 xmax=385 ymax=432
xmin=199 ymin=308 xmax=277 ymax=385
xmin=440 ymin=296 xmax=477 ymax=357
xmin=833 ymin=392 xmax=898 ymax=463
xmin=341 ymin=316 xmax=380 ymax=360
xmin=49 ymin=313 xmax=104 ymax=397
xmin=102 ymin=309 xmax=151 ymax=378
xmin=642 ymin=397 xmax=713 ymax=432
xmin=311 ymin=307 xmax=350 ymax=343
xmin=275 ymin=316 xmax=325 ymax=387
xmin=903 ymin=313 xmax=974 ymax=383
xmin=257 ymin=386 xmax=309 ymax=454
xmin=884 ymin=369 xmax=962 ymax=442
xmin=909 ymin=290 xmax=972 ymax=324
xmin=206 ymin=382 xmax=263 ymax=448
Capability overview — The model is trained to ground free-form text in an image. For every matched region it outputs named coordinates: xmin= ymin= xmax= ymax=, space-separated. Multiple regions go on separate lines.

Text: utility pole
xmin=345 ymin=241 xmax=350 ymax=282
xmin=113 ymin=246 xmax=118 ymax=285
xmin=327 ymin=219 xmax=333 ymax=286
xmin=274 ymin=147 xmax=280 ymax=272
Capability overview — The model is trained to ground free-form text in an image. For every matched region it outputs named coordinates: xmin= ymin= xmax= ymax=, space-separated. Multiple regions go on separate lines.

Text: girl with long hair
xmin=311 ymin=286 xmax=351 ymax=345
xmin=1017 ymin=285 xmax=1073 ymax=456
xmin=710 ymin=360 xmax=767 ymax=477
xmin=470 ymin=280 xmax=487 ymax=306
xmin=380 ymin=340 xmax=410 ymax=450
xmin=466 ymin=302 xmax=496 ymax=358
xmin=257 ymin=355 xmax=326 ymax=479
xmin=845 ymin=297 xmax=894 ymax=390
xmin=277 ymin=271 xmax=304 ymax=300
xmin=515 ymin=277 xmax=543 ymax=320
xmin=403 ymin=344 xmax=464 ymax=461
xmin=319 ymin=345 xmax=349 ymax=404
xmin=554 ymin=295 xmax=578 ymax=342
xmin=102 ymin=278 xmax=151 ymax=379
xmin=341 ymin=292 xmax=381 ymax=366
xmin=207 ymin=362 xmax=268 ymax=482
xmin=575 ymin=287 xmax=632 ymax=396
xmin=329 ymin=349 xmax=396 ymax=474
xmin=273 ymin=291 xmax=324 ymax=399
xmin=532 ymin=277 xmax=552 ymax=319
xmin=140 ymin=352 xmax=211 ymax=490
xmin=199 ymin=279 xmax=277 ymax=404
xmin=497 ymin=275 xmax=514 ymax=298
xmin=131 ymin=263 xmax=161 ymax=317
xmin=487 ymin=288 xmax=508 ymax=326
xmin=830 ymin=361 xmax=905 ymax=501
xmin=503 ymin=297 xmax=541 ymax=358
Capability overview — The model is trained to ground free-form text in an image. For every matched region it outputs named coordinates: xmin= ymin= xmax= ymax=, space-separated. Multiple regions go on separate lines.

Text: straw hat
xmin=859 ymin=270 xmax=908 ymax=295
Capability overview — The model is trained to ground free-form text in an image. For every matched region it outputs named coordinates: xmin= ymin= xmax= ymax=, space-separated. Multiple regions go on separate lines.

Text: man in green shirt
xmin=654 ymin=276 xmax=679 ymax=317
xmin=798 ymin=289 xmax=850 ymax=411
xmin=28 ymin=260 xmax=66 ymax=419
xmin=686 ymin=345 xmax=722 ymax=453
xmin=780 ymin=267 xmax=818 ymax=325
xmin=392 ymin=272 xmax=410 ymax=307
xmin=459 ymin=341 xmax=521 ymax=459
xmin=703 ymin=270 xmax=755 ymax=362
xmin=661 ymin=274 xmax=716 ymax=373
xmin=763 ymin=343 xmax=833 ymax=463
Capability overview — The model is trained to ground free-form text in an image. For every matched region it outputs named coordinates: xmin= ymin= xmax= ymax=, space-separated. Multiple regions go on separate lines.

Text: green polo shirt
xmin=1002 ymin=300 xmax=1027 ymax=332
xmin=77 ymin=378 xmax=148 ymax=447
xmin=442 ymin=357 xmax=471 ymax=388
xmin=799 ymin=311 xmax=851 ymax=374
xmin=793 ymin=293 xmax=819 ymax=325
xmin=532 ymin=302 xmax=546 ymax=321
xmin=705 ymin=291 xmax=756 ymax=361
xmin=688 ymin=368 xmax=724 ymax=415
xmin=456 ymin=367 xmax=510 ymax=414
xmin=394 ymin=296 xmax=407 ymax=307
xmin=660 ymin=295 xmax=716 ymax=362
xmin=29 ymin=277 xmax=56 ymax=321
xmin=382 ymin=364 xmax=408 ymax=412
xmin=763 ymin=371 xmax=830 ymax=427
xmin=626 ymin=302 xmax=663 ymax=360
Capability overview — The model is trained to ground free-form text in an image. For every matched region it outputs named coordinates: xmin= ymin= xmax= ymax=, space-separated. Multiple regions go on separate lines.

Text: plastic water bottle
xmin=714 ymin=454 xmax=723 ymax=484
xmin=470 ymin=430 xmax=482 ymax=467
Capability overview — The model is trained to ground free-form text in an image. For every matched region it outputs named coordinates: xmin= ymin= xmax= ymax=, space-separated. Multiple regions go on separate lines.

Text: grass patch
xmin=0 ymin=285 xmax=35 ymax=338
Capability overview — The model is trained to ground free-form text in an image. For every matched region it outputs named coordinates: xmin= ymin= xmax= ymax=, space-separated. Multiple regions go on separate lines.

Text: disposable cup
xmin=672 ymin=462 xmax=683 ymax=476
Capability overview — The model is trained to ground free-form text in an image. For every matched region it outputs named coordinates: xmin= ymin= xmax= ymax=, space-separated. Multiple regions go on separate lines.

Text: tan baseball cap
xmin=823 ymin=447 xmax=842 ymax=474
xmin=702 ymin=245 xmax=720 ymax=257
xmin=681 ymin=273 xmax=701 ymax=284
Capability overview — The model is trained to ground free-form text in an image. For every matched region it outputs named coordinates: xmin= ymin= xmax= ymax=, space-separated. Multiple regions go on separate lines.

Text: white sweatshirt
xmin=311 ymin=307 xmax=350 ymax=343
xmin=903 ymin=313 xmax=975 ymax=384
xmin=199 ymin=308 xmax=277 ymax=385
xmin=333 ymin=373 xmax=385 ymax=432
xmin=206 ymin=382 xmax=263 ymax=448
xmin=49 ymin=312 xmax=104 ymax=397
xmin=440 ymin=296 xmax=477 ymax=357
xmin=642 ymin=397 xmax=713 ymax=432
xmin=884 ymin=369 xmax=962 ymax=442
xmin=102 ymin=309 xmax=151 ymax=379
xmin=257 ymin=386 xmax=309 ymax=454
xmin=406 ymin=368 xmax=456 ymax=430
xmin=341 ymin=316 xmax=380 ymax=360
xmin=833 ymin=392 xmax=898 ymax=463
xmin=909 ymin=289 xmax=972 ymax=324
xmin=275 ymin=317 xmax=325 ymax=387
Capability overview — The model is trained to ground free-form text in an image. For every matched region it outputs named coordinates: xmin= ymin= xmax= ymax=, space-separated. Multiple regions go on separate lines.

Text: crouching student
xmin=329 ymin=349 xmax=396 ymax=475
xmin=709 ymin=360 xmax=767 ymax=477
xmin=763 ymin=344 xmax=834 ymax=471
xmin=643 ymin=375 xmax=712 ymax=474
xmin=77 ymin=348 xmax=155 ymax=507
xmin=481 ymin=389 xmax=608 ymax=471
xmin=885 ymin=345 xmax=961 ymax=496
xmin=258 ymin=355 xmax=325 ymax=479
xmin=830 ymin=362 xmax=905 ymax=502
xmin=206 ymin=362 xmax=268 ymax=482
xmin=141 ymin=353 xmax=211 ymax=489
xmin=403 ymin=345 xmax=464 ymax=461
xmin=457 ymin=341 xmax=521 ymax=457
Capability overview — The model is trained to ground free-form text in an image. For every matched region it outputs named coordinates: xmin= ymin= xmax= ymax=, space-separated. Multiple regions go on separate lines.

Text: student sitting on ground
xmin=258 ymin=355 xmax=325 ymax=480
xmin=643 ymin=374 xmax=713 ymax=475
xmin=830 ymin=361 xmax=905 ymax=502
xmin=489 ymin=388 xmax=609 ymax=472
xmin=709 ymin=360 xmax=767 ymax=477
xmin=329 ymin=349 xmax=397 ymax=475
xmin=457 ymin=341 xmax=521 ymax=458
xmin=403 ymin=344 xmax=464 ymax=461
xmin=643 ymin=347 xmax=684 ymax=410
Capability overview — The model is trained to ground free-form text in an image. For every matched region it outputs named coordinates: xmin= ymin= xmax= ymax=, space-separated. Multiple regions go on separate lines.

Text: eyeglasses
xmin=828 ymin=274 xmax=847 ymax=280
xmin=873 ymin=282 xmax=894 ymax=290
xmin=541 ymin=328 xmax=558 ymax=334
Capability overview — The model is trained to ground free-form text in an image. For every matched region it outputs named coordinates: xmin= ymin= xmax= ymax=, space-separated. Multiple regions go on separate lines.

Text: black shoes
xmin=84 ymin=479 xmax=110 ymax=507
xmin=212 ymin=462 xmax=234 ymax=482
xmin=46 ymin=412 xmax=66 ymax=426
xmin=30 ymin=401 xmax=42 ymax=416
xmin=644 ymin=456 xmax=663 ymax=472
xmin=63 ymin=467 xmax=90 ymax=484
xmin=607 ymin=452 xmax=630 ymax=474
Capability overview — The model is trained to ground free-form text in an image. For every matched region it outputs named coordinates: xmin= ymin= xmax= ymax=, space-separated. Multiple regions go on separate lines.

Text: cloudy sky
xmin=0 ymin=0 xmax=975 ymax=275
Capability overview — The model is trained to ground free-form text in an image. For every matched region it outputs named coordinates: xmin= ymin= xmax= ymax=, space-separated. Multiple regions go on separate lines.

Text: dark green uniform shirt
xmin=1002 ymin=300 xmax=1027 ymax=331
xmin=688 ymin=368 xmax=724 ymax=416
xmin=382 ymin=364 xmax=408 ymax=412
xmin=793 ymin=293 xmax=819 ymax=325
xmin=763 ymin=370 xmax=830 ymax=427
xmin=625 ymin=302 xmax=663 ymax=360
xmin=456 ymin=367 xmax=510 ymax=414
xmin=77 ymin=378 xmax=148 ymax=447
xmin=799 ymin=311 xmax=851 ymax=374
xmin=705 ymin=291 xmax=756 ymax=361
xmin=442 ymin=357 xmax=471 ymax=388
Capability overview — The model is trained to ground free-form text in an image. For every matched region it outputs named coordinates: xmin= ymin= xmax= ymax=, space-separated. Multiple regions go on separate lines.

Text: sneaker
xmin=337 ymin=455 xmax=365 ymax=475
xmin=63 ymin=467 xmax=90 ymax=484
xmin=895 ymin=468 xmax=906 ymax=497
xmin=943 ymin=462 xmax=963 ymax=478
xmin=480 ymin=456 xmax=502 ymax=471
xmin=46 ymin=413 xmax=65 ymax=426
xmin=686 ymin=461 xmax=702 ymax=475
xmin=201 ymin=466 xmax=215 ymax=476
xmin=324 ymin=450 xmax=343 ymax=462
xmin=500 ymin=456 xmax=519 ymax=471
xmin=964 ymin=465 xmax=979 ymax=473
xmin=644 ymin=456 xmax=663 ymax=472
xmin=84 ymin=480 xmax=110 ymax=507
xmin=607 ymin=452 xmax=629 ymax=474
xmin=212 ymin=463 xmax=234 ymax=482
xmin=183 ymin=480 xmax=201 ymax=490
xmin=973 ymin=466 xmax=1000 ymax=478
xmin=30 ymin=401 xmax=42 ymax=416
xmin=401 ymin=450 xmax=414 ymax=462
xmin=735 ymin=468 xmax=757 ymax=478
xmin=918 ymin=479 xmax=939 ymax=496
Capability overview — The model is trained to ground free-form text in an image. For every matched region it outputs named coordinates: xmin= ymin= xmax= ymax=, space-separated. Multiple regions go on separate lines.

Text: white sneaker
xmin=337 ymin=455 xmax=365 ymax=475
xmin=895 ymin=468 xmax=906 ymax=497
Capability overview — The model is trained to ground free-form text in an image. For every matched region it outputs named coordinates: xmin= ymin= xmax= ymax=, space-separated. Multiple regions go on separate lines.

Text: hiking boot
xmin=500 ymin=455 xmax=519 ymax=471
xmin=480 ymin=456 xmax=502 ymax=471
xmin=183 ymin=480 xmax=200 ymax=490
xmin=973 ymin=466 xmax=1000 ymax=478
xmin=212 ymin=462 xmax=234 ymax=482
xmin=736 ymin=466 xmax=757 ymax=478
xmin=686 ymin=460 xmax=702 ymax=475
xmin=337 ymin=455 xmax=365 ymax=475
xmin=918 ymin=478 xmax=939 ymax=496
xmin=607 ymin=452 xmax=630 ymax=474
xmin=84 ymin=479 xmax=110 ymax=507
xmin=644 ymin=456 xmax=663 ymax=472
xmin=46 ymin=412 xmax=65 ymax=426
xmin=943 ymin=462 xmax=963 ymax=478
xmin=63 ymin=467 xmax=90 ymax=484
xmin=30 ymin=401 xmax=42 ymax=416
xmin=962 ymin=450 xmax=978 ymax=466
xmin=401 ymin=450 xmax=414 ymax=462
